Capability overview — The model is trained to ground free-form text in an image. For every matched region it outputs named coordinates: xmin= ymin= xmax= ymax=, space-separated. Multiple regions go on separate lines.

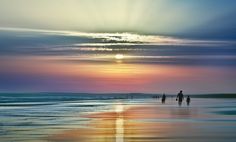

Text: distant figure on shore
xmin=176 ymin=90 xmax=184 ymax=106
xmin=186 ymin=96 xmax=191 ymax=106
xmin=152 ymin=95 xmax=159 ymax=99
xmin=162 ymin=94 xmax=166 ymax=104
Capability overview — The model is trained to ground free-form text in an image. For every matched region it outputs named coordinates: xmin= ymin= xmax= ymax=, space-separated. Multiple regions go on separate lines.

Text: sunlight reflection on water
xmin=1 ymin=97 xmax=236 ymax=142
xmin=115 ymin=103 xmax=124 ymax=142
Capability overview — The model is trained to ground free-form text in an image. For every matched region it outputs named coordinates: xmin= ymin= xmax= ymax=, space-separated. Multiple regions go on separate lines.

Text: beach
xmin=1 ymin=1 xmax=236 ymax=141
xmin=1 ymin=93 xmax=236 ymax=142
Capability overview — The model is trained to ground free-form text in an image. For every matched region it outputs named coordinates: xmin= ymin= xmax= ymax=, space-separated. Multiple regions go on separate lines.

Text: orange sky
xmin=1 ymin=56 xmax=235 ymax=93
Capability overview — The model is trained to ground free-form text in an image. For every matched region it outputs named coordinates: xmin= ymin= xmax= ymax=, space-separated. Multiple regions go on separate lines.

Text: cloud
xmin=1 ymin=27 xmax=235 ymax=45
xmin=0 ymin=27 xmax=236 ymax=67
xmin=1 ymin=0 xmax=236 ymax=38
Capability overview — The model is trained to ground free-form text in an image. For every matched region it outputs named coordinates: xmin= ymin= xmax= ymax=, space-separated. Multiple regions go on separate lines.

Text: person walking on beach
xmin=176 ymin=90 xmax=184 ymax=106
xmin=162 ymin=94 xmax=166 ymax=104
xmin=186 ymin=96 xmax=191 ymax=106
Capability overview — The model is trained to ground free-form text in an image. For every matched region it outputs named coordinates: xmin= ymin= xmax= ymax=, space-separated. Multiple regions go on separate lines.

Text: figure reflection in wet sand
xmin=176 ymin=90 xmax=184 ymax=106
xmin=161 ymin=94 xmax=166 ymax=104
xmin=186 ymin=96 xmax=191 ymax=106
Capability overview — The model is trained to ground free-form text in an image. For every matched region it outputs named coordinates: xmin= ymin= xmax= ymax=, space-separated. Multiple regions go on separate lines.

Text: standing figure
xmin=161 ymin=94 xmax=166 ymax=104
xmin=176 ymin=90 xmax=184 ymax=106
xmin=186 ymin=96 xmax=191 ymax=106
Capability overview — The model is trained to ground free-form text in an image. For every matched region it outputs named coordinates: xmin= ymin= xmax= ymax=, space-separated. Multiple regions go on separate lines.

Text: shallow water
xmin=0 ymin=94 xmax=236 ymax=142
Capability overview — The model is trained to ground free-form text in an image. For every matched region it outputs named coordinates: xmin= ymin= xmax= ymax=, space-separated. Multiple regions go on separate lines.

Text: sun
xmin=115 ymin=54 xmax=124 ymax=60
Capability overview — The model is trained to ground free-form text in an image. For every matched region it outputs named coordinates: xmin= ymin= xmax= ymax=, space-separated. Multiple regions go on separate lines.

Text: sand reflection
xmin=47 ymin=103 xmax=202 ymax=142
xmin=115 ymin=104 xmax=124 ymax=142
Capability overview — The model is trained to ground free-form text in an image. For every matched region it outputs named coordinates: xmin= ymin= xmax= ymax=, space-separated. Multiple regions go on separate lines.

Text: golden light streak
xmin=115 ymin=103 xmax=124 ymax=142
xmin=115 ymin=54 xmax=124 ymax=60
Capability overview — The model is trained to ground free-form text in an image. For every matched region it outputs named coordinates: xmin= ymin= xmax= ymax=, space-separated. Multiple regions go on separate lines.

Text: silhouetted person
xmin=186 ymin=96 xmax=191 ymax=106
xmin=162 ymin=94 xmax=166 ymax=104
xmin=176 ymin=90 xmax=184 ymax=106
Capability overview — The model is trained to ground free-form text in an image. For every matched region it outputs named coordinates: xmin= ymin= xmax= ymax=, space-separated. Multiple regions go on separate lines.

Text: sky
xmin=0 ymin=0 xmax=236 ymax=94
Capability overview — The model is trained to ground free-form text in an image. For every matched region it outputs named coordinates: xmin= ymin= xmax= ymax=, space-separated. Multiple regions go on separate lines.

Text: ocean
xmin=0 ymin=93 xmax=236 ymax=142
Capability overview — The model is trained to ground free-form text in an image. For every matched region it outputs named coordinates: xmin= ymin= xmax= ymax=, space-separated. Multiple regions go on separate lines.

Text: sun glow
xmin=115 ymin=54 xmax=124 ymax=60
xmin=116 ymin=104 xmax=124 ymax=113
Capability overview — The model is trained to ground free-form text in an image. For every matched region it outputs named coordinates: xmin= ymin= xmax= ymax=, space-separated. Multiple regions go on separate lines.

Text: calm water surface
xmin=0 ymin=94 xmax=236 ymax=142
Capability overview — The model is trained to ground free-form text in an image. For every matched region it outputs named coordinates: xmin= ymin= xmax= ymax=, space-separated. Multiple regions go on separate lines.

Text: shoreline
xmin=0 ymin=92 xmax=236 ymax=99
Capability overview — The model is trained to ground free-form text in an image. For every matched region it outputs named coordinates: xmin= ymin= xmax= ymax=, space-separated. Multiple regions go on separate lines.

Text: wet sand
xmin=1 ymin=94 xmax=236 ymax=142
xmin=47 ymin=99 xmax=236 ymax=142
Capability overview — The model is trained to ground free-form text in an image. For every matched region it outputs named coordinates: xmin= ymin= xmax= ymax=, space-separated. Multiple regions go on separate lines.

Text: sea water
xmin=0 ymin=93 xmax=236 ymax=142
